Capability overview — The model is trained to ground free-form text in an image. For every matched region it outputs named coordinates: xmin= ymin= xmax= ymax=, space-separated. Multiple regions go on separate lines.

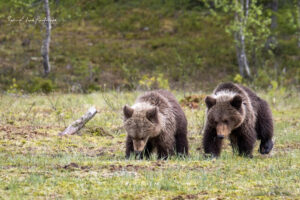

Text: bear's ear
xmin=123 ymin=105 xmax=134 ymax=119
xmin=230 ymin=95 xmax=243 ymax=109
xmin=146 ymin=107 xmax=158 ymax=123
xmin=205 ymin=96 xmax=216 ymax=109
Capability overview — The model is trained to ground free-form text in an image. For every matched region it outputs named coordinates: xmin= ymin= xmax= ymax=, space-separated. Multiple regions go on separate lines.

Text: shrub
xmin=22 ymin=77 xmax=55 ymax=94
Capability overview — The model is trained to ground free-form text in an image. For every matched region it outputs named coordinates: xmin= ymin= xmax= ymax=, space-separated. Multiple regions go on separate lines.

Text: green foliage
xmin=139 ymin=73 xmax=170 ymax=90
xmin=120 ymin=64 xmax=139 ymax=89
xmin=156 ymin=73 xmax=170 ymax=89
xmin=252 ymin=68 xmax=272 ymax=88
xmin=86 ymin=83 xmax=101 ymax=93
xmin=22 ymin=77 xmax=55 ymax=94
xmin=233 ymin=73 xmax=243 ymax=84
xmin=0 ymin=0 xmax=36 ymax=18
xmin=267 ymin=80 xmax=287 ymax=98
xmin=277 ymin=7 xmax=298 ymax=35
xmin=7 ymin=78 xmax=20 ymax=94
xmin=278 ymin=37 xmax=300 ymax=56
xmin=210 ymin=0 xmax=271 ymax=67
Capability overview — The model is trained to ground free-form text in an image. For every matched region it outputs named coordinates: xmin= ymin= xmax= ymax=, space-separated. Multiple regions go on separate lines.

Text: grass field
xmin=0 ymin=90 xmax=300 ymax=199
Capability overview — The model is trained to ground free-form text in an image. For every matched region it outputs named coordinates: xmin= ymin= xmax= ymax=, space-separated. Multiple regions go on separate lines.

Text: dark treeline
xmin=0 ymin=0 xmax=299 ymax=93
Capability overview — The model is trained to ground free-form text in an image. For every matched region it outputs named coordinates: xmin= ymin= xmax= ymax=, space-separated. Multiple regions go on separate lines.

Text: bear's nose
xmin=217 ymin=135 xmax=225 ymax=139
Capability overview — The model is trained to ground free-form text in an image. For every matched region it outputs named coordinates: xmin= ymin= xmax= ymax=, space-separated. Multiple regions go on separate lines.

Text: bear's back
xmin=136 ymin=90 xmax=187 ymax=132
xmin=214 ymin=82 xmax=262 ymax=113
xmin=136 ymin=90 xmax=171 ymax=113
xmin=214 ymin=82 xmax=242 ymax=95
xmin=157 ymin=90 xmax=187 ymax=129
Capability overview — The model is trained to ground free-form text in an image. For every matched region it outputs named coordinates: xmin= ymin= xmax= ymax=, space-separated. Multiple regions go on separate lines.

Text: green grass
xmin=0 ymin=90 xmax=300 ymax=199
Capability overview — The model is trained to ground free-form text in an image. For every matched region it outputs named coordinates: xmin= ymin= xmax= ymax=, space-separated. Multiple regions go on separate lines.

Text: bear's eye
xmin=223 ymin=120 xmax=228 ymax=124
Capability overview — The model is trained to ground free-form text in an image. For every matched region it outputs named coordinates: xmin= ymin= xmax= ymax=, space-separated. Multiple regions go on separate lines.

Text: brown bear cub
xmin=123 ymin=90 xmax=189 ymax=159
xmin=203 ymin=82 xmax=274 ymax=158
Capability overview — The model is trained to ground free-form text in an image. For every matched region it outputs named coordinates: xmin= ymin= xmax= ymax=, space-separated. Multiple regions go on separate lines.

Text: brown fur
xmin=203 ymin=82 xmax=274 ymax=158
xmin=124 ymin=90 xmax=189 ymax=159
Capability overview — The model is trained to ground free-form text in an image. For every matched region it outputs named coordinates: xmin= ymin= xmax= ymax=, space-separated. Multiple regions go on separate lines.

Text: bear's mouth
xmin=217 ymin=135 xmax=225 ymax=139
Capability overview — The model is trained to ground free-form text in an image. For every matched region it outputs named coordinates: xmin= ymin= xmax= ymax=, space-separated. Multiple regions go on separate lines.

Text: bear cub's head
xmin=123 ymin=104 xmax=162 ymax=153
xmin=205 ymin=94 xmax=245 ymax=139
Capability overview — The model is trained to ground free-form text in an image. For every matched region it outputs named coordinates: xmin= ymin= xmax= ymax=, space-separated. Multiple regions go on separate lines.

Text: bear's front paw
xmin=259 ymin=140 xmax=273 ymax=154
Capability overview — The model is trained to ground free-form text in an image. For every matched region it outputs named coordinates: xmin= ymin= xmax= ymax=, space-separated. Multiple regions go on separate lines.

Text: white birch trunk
xmin=235 ymin=0 xmax=251 ymax=78
xmin=240 ymin=32 xmax=250 ymax=77
xmin=298 ymin=0 xmax=300 ymax=48
xmin=266 ymin=0 xmax=278 ymax=49
xmin=41 ymin=0 xmax=51 ymax=75
xmin=59 ymin=107 xmax=98 ymax=136
xmin=234 ymin=24 xmax=244 ymax=76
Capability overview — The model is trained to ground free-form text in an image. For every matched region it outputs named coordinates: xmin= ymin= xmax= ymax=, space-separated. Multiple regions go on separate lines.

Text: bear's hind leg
xmin=203 ymin=127 xmax=223 ymax=157
xmin=256 ymin=99 xmax=274 ymax=154
xmin=175 ymin=128 xmax=189 ymax=156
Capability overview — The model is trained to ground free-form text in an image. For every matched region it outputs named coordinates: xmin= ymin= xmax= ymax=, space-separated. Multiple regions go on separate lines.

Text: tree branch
xmin=59 ymin=107 xmax=98 ymax=136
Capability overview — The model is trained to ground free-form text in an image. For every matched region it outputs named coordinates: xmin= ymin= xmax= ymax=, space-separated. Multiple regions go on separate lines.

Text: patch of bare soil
xmin=180 ymin=94 xmax=206 ymax=109
xmin=99 ymin=161 xmax=166 ymax=172
xmin=0 ymin=125 xmax=51 ymax=138
xmin=87 ymin=127 xmax=114 ymax=138
xmin=101 ymin=161 xmax=212 ymax=172
xmin=58 ymin=160 xmax=213 ymax=173
xmin=105 ymin=164 xmax=155 ymax=172
xmin=273 ymin=142 xmax=300 ymax=153
xmin=172 ymin=192 xmax=209 ymax=200
xmin=84 ymin=146 xmax=117 ymax=157
xmin=281 ymin=142 xmax=300 ymax=150
xmin=60 ymin=162 xmax=92 ymax=171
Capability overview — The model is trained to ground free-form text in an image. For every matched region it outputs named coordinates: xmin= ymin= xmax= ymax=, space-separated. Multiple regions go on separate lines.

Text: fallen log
xmin=59 ymin=107 xmax=97 ymax=136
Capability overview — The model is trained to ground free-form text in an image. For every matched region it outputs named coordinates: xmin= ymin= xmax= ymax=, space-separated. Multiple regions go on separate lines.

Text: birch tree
xmin=41 ymin=0 xmax=51 ymax=76
xmin=204 ymin=0 xmax=271 ymax=78
xmin=266 ymin=0 xmax=278 ymax=50
xmin=297 ymin=0 xmax=300 ymax=48
xmin=234 ymin=0 xmax=251 ymax=77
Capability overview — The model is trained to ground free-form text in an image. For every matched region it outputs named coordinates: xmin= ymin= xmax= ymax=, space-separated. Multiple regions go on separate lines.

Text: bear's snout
xmin=216 ymin=123 xmax=230 ymax=138
xmin=133 ymin=138 xmax=148 ymax=152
